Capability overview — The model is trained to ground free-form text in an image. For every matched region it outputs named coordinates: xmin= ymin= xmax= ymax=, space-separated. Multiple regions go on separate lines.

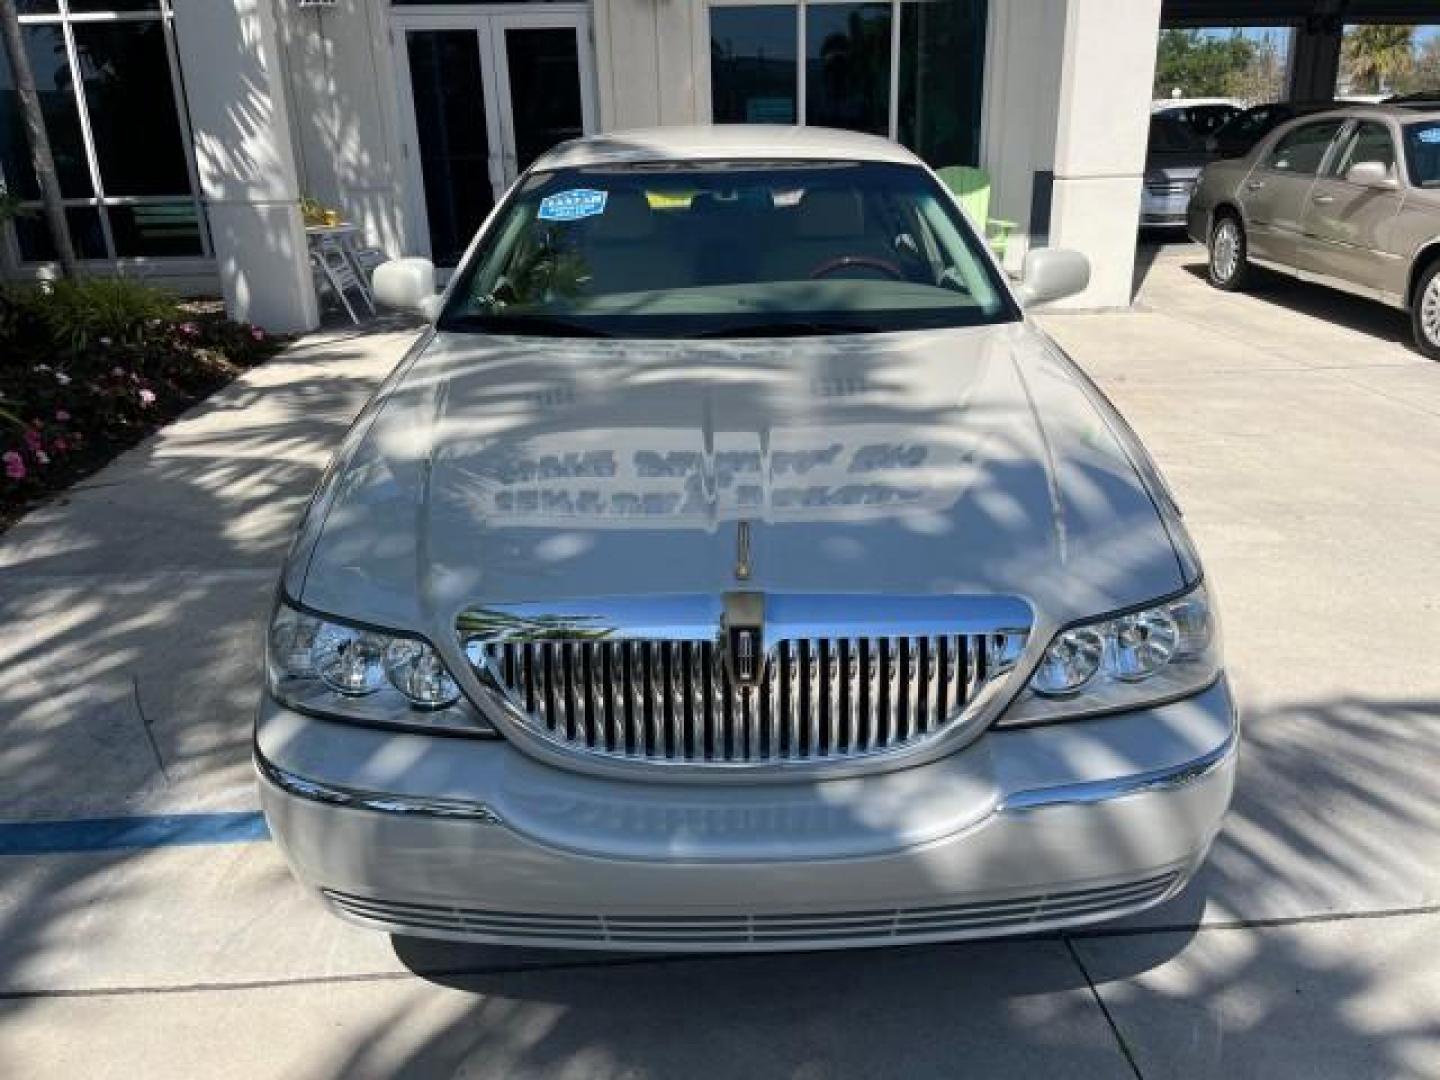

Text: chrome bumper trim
xmin=1000 ymin=725 xmax=1238 ymax=814
xmin=254 ymin=752 xmax=505 ymax=825
xmin=258 ymin=718 xmax=1235 ymax=830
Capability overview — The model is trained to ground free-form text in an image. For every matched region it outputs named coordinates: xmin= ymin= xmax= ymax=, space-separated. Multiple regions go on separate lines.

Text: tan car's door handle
xmin=1245 ymin=180 xmax=1265 ymax=191
xmin=1313 ymin=194 xmax=1336 ymax=205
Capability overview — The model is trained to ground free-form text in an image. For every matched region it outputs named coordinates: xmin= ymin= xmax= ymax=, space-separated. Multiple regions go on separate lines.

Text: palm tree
xmin=0 ymin=0 xmax=75 ymax=276
xmin=1341 ymin=25 xmax=1416 ymax=95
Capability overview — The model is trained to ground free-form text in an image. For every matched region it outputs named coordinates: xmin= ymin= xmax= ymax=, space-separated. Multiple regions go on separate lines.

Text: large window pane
xmin=898 ymin=0 xmax=985 ymax=167
xmin=68 ymin=1 xmax=162 ymax=11
xmin=805 ymin=3 xmax=892 ymax=136
xmin=504 ymin=28 xmax=584 ymax=172
xmin=14 ymin=206 xmax=106 ymax=262
xmin=710 ymin=6 xmax=797 ymax=124
xmin=72 ymin=22 xmax=192 ymax=197
xmin=406 ymin=29 xmax=494 ymax=267
xmin=109 ymin=201 xmax=203 ymax=258
xmin=0 ymin=27 xmax=93 ymax=200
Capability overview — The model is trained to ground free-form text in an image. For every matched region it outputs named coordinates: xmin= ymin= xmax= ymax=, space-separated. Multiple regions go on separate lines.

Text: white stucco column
xmin=1047 ymin=0 xmax=1163 ymax=308
xmin=171 ymin=0 xmax=319 ymax=333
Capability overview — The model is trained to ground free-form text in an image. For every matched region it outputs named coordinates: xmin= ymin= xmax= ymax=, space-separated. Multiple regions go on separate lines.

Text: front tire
xmin=1414 ymin=261 xmax=1440 ymax=362
xmin=1208 ymin=214 xmax=1250 ymax=291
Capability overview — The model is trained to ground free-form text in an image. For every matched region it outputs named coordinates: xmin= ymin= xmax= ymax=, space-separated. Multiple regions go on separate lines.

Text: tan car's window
xmin=1264 ymin=120 xmax=1345 ymax=176
xmin=1403 ymin=122 xmax=1440 ymax=188
xmin=1329 ymin=121 xmax=1397 ymax=181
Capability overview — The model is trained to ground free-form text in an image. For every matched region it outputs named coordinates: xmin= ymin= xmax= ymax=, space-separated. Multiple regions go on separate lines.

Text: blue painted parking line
xmin=0 ymin=812 xmax=270 ymax=856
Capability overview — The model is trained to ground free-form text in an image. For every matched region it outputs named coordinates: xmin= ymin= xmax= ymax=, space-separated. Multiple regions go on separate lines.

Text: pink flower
xmin=53 ymin=437 xmax=69 ymax=453
xmin=55 ymin=410 xmax=71 ymax=423
xmin=3 ymin=451 xmax=25 ymax=480
xmin=250 ymin=327 xmax=266 ymax=342
xmin=178 ymin=322 xmax=199 ymax=338
xmin=23 ymin=429 xmax=42 ymax=452
xmin=138 ymin=389 xmax=157 ymax=407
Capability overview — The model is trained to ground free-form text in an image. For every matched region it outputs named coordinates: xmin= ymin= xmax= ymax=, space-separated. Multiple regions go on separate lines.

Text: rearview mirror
xmin=1016 ymin=248 xmax=1091 ymax=306
xmin=1344 ymin=160 xmax=1394 ymax=188
xmin=373 ymin=258 xmax=443 ymax=321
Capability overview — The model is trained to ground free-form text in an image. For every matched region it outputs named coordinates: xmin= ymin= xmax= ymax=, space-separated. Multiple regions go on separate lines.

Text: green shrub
xmin=6 ymin=277 xmax=180 ymax=359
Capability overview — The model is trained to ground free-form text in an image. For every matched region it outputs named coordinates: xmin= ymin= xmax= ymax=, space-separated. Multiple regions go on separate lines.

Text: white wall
xmin=983 ymin=0 xmax=1161 ymax=307
xmin=172 ymin=0 xmax=318 ymax=332
xmin=273 ymin=0 xmax=409 ymax=256
xmin=1048 ymin=0 xmax=1162 ymax=308
xmin=594 ymin=0 xmax=704 ymax=128
xmin=980 ymin=0 xmax=1068 ymax=276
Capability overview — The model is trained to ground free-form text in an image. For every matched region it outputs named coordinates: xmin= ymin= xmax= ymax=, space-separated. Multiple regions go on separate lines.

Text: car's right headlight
xmin=996 ymin=581 xmax=1221 ymax=728
xmin=266 ymin=596 xmax=495 ymax=736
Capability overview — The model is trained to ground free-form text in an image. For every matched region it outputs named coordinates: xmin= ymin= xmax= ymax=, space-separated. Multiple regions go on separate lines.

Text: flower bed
xmin=1 ymin=279 xmax=284 ymax=530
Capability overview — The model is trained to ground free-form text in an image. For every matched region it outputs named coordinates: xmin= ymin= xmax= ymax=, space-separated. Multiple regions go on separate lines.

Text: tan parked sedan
xmin=1187 ymin=103 xmax=1440 ymax=359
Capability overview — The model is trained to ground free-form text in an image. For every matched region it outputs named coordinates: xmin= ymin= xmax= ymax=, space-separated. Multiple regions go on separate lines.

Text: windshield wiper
xmin=691 ymin=320 xmax=880 ymax=339
xmin=440 ymin=313 xmax=613 ymax=339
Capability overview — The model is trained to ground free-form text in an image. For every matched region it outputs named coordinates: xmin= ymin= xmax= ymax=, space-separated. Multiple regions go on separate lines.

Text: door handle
xmin=1244 ymin=180 xmax=1265 ymax=192
xmin=1313 ymin=194 xmax=1336 ymax=205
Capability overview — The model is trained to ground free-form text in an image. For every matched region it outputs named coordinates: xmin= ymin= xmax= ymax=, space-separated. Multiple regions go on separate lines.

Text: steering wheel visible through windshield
xmin=438 ymin=160 xmax=1018 ymax=339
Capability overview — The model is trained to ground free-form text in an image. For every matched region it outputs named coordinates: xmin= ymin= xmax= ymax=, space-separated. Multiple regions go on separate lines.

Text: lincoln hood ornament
xmin=721 ymin=591 xmax=765 ymax=692
xmin=734 ymin=520 xmax=753 ymax=582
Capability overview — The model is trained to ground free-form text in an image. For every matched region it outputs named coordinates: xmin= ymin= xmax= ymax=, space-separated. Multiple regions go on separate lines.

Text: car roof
xmin=1271 ymin=102 xmax=1440 ymax=123
xmin=531 ymin=126 xmax=924 ymax=171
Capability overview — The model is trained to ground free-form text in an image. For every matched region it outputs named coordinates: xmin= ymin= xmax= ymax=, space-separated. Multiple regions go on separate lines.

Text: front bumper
xmin=1141 ymin=189 xmax=1195 ymax=227
xmin=257 ymin=679 xmax=1237 ymax=951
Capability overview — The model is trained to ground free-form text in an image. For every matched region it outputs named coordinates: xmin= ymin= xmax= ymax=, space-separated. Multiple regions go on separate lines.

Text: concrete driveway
xmin=3 ymin=250 xmax=1439 ymax=1078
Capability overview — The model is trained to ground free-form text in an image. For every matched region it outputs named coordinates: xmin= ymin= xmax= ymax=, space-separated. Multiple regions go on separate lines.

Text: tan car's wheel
xmin=1415 ymin=262 xmax=1440 ymax=362
xmin=1208 ymin=215 xmax=1250 ymax=291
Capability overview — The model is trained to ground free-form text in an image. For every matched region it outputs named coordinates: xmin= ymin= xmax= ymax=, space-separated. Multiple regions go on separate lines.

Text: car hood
xmin=294 ymin=324 xmax=1187 ymax=634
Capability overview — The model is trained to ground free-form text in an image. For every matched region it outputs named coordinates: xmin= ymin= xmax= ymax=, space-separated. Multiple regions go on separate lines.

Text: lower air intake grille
xmin=323 ymin=873 xmax=1181 ymax=948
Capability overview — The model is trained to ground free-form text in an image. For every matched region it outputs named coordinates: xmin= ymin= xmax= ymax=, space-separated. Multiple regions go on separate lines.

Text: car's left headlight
xmin=996 ymin=581 xmax=1220 ymax=727
xmin=266 ymin=597 xmax=494 ymax=736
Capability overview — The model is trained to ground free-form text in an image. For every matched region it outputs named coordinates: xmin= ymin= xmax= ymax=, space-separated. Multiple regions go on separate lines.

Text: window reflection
xmin=0 ymin=6 xmax=203 ymax=266
xmin=805 ymin=3 xmax=892 ymax=137
xmin=708 ymin=0 xmax=988 ymax=168
xmin=710 ymin=6 xmax=798 ymax=124
xmin=899 ymin=0 xmax=987 ymax=168
xmin=73 ymin=22 xmax=192 ymax=197
xmin=0 ymin=27 xmax=92 ymax=199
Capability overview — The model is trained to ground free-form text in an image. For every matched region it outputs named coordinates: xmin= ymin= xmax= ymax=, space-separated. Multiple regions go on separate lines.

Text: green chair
xmin=936 ymin=165 xmax=1017 ymax=260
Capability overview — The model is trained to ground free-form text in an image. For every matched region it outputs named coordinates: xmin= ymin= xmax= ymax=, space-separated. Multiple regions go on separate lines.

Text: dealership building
xmin=0 ymin=0 xmax=1435 ymax=329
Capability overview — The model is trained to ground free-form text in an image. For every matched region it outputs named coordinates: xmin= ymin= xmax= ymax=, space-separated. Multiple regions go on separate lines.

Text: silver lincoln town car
xmin=258 ymin=127 xmax=1237 ymax=951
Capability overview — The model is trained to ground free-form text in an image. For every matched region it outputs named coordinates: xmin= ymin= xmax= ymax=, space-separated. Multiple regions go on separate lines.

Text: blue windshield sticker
xmin=538 ymin=189 xmax=608 ymax=222
xmin=1418 ymin=127 xmax=1440 ymax=145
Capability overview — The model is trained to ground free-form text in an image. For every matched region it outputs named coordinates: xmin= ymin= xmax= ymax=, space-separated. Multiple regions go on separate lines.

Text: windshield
xmin=437 ymin=160 xmax=1017 ymax=339
xmin=1403 ymin=121 xmax=1440 ymax=187
xmin=1212 ymin=106 xmax=1281 ymax=151
xmin=1148 ymin=117 xmax=1205 ymax=154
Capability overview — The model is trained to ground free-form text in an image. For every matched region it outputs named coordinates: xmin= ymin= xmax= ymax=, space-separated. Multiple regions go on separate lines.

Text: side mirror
xmin=1016 ymin=248 xmax=1091 ymax=306
xmin=372 ymin=257 xmax=443 ymax=321
xmin=1344 ymin=160 xmax=1394 ymax=188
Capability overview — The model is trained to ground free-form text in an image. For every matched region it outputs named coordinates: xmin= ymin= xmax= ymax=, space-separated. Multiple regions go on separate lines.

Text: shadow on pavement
xmin=1176 ymin=261 xmax=1416 ymax=351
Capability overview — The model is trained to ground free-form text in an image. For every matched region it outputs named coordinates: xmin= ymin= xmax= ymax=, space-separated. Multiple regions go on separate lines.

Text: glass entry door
xmin=392 ymin=7 xmax=596 ymax=267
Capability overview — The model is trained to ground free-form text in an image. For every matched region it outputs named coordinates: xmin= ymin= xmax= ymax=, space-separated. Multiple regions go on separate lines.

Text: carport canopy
xmin=1162 ymin=0 xmax=1440 ymax=100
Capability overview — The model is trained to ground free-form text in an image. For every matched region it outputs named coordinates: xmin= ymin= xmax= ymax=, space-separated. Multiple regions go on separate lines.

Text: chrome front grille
xmin=472 ymin=630 xmax=1024 ymax=765
xmin=1145 ymin=178 xmax=1195 ymax=196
